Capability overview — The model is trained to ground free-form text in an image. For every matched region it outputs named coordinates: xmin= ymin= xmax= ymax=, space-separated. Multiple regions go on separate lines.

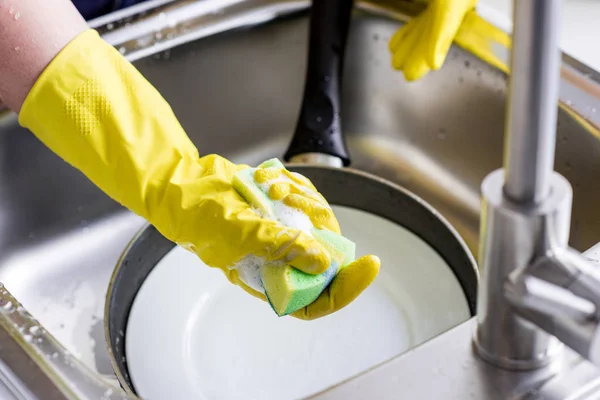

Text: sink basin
xmin=0 ymin=0 xmax=599 ymax=386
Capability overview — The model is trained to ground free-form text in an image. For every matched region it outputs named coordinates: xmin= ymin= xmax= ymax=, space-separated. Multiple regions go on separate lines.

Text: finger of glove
xmin=268 ymin=180 xmax=328 ymax=208
xmin=402 ymin=11 xmax=438 ymax=80
xmin=262 ymin=222 xmax=331 ymax=274
xmin=291 ymin=254 xmax=381 ymax=320
xmin=391 ymin=16 xmax=428 ymax=71
xmin=389 ymin=10 xmax=424 ymax=52
xmin=403 ymin=56 xmax=431 ymax=81
xmin=283 ymin=171 xmax=332 ymax=208
xmin=269 ymin=181 xmax=325 ymax=205
xmin=256 ymin=168 xmax=329 ymax=209
xmin=283 ymin=193 xmax=341 ymax=234
xmin=254 ymin=167 xmax=282 ymax=184
xmin=427 ymin=0 xmax=475 ymax=69
xmin=282 ymin=170 xmax=319 ymax=193
xmin=389 ymin=20 xmax=411 ymax=52
xmin=254 ymin=168 xmax=317 ymax=191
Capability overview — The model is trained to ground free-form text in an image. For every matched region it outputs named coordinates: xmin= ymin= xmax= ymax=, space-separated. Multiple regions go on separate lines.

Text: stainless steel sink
xmin=0 ymin=0 xmax=600 ymax=387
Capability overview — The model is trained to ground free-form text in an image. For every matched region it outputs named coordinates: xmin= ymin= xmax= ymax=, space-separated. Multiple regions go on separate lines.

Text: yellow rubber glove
xmin=389 ymin=0 xmax=477 ymax=81
xmin=18 ymin=29 xmax=380 ymax=320
xmin=454 ymin=9 xmax=510 ymax=73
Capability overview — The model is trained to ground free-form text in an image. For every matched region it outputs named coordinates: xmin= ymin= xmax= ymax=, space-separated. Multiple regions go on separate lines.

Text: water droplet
xmin=8 ymin=7 xmax=14 ymax=14
xmin=29 ymin=326 xmax=40 ymax=335
xmin=14 ymin=46 xmax=19 ymax=51
xmin=2 ymin=302 xmax=14 ymax=312
xmin=155 ymin=32 xmax=163 ymax=40
xmin=51 ymin=352 xmax=59 ymax=359
xmin=107 ymin=23 xmax=114 ymax=30
xmin=566 ymin=99 xmax=572 ymax=106
xmin=464 ymin=60 xmax=471 ymax=68
xmin=118 ymin=47 xmax=126 ymax=55
xmin=23 ymin=334 xmax=32 ymax=342
xmin=316 ymin=117 xmax=322 ymax=123
xmin=14 ymin=11 xmax=19 ymax=20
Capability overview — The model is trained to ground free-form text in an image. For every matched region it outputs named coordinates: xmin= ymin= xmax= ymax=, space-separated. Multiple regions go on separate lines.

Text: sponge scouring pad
xmin=261 ymin=228 xmax=355 ymax=316
xmin=232 ymin=158 xmax=356 ymax=316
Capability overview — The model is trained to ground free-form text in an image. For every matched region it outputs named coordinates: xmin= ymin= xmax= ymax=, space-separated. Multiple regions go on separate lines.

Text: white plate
xmin=126 ymin=205 xmax=471 ymax=400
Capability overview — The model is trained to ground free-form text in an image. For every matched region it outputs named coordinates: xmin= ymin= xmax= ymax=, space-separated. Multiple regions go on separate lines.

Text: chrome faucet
xmin=474 ymin=0 xmax=600 ymax=370
xmin=316 ymin=1 xmax=600 ymax=398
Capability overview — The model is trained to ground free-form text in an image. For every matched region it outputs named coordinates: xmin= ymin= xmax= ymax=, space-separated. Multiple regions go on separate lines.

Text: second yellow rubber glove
xmin=18 ymin=29 xmax=379 ymax=320
xmin=389 ymin=0 xmax=477 ymax=81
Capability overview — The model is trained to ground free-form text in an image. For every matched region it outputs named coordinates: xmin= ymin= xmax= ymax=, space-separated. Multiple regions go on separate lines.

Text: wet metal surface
xmin=0 ymin=7 xmax=599 ymax=381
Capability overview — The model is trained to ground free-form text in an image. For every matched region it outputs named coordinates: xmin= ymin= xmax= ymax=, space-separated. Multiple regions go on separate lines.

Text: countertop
xmin=479 ymin=0 xmax=600 ymax=72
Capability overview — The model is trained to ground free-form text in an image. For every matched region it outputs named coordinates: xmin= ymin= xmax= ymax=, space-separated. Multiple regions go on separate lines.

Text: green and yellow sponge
xmin=232 ymin=158 xmax=355 ymax=316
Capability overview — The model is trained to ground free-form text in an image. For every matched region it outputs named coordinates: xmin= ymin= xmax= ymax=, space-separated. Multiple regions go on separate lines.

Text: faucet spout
xmin=506 ymin=249 xmax=600 ymax=365
xmin=473 ymin=0 xmax=600 ymax=373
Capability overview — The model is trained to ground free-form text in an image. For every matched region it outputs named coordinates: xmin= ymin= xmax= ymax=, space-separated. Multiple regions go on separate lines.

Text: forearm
xmin=0 ymin=0 xmax=87 ymax=112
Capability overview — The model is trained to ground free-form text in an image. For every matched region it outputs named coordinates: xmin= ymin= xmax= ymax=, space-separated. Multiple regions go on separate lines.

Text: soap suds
xmin=272 ymin=200 xmax=314 ymax=234
xmin=231 ymin=168 xmax=321 ymax=289
xmin=232 ymin=201 xmax=314 ymax=291
xmin=255 ymin=171 xmax=317 ymax=235
xmin=231 ymin=255 xmax=266 ymax=293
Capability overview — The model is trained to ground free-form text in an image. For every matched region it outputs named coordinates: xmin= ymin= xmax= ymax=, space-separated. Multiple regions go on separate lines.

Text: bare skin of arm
xmin=0 ymin=0 xmax=88 ymax=113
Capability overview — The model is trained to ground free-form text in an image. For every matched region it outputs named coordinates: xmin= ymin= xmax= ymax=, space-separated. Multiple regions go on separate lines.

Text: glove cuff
xmin=18 ymin=29 xmax=201 ymax=222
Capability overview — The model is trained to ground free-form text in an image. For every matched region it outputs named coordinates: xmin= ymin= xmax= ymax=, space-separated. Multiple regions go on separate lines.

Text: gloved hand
xmin=389 ymin=0 xmax=477 ymax=81
xmin=18 ymin=29 xmax=380 ymax=320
